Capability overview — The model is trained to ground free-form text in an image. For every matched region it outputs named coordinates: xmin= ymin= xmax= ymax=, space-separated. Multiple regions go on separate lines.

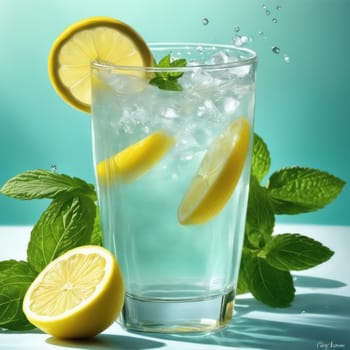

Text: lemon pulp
xmin=178 ymin=116 xmax=251 ymax=225
xmin=48 ymin=16 xmax=153 ymax=113
xmin=97 ymin=130 xmax=175 ymax=185
xmin=23 ymin=245 xmax=124 ymax=339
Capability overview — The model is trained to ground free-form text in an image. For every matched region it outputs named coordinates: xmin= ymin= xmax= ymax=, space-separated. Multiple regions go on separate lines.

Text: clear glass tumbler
xmin=91 ymin=43 xmax=257 ymax=333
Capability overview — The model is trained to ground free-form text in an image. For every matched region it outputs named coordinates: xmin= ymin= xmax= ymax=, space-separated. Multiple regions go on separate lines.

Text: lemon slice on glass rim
xmin=178 ymin=116 xmax=251 ymax=225
xmin=48 ymin=16 xmax=153 ymax=113
xmin=22 ymin=245 xmax=124 ymax=339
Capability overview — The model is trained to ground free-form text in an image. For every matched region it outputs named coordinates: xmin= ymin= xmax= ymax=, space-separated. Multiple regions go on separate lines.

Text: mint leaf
xmin=0 ymin=170 xmax=96 ymax=201
xmin=261 ymin=233 xmax=334 ymax=271
xmin=90 ymin=207 xmax=103 ymax=246
xmin=168 ymin=58 xmax=186 ymax=79
xmin=27 ymin=195 xmax=96 ymax=273
xmin=250 ymin=257 xmax=295 ymax=307
xmin=251 ymin=133 xmax=271 ymax=183
xmin=267 ymin=167 xmax=346 ymax=214
xmin=245 ymin=176 xmax=275 ymax=249
xmin=149 ymin=54 xmax=187 ymax=91
xmin=0 ymin=260 xmax=36 ymax=330
xmin=149 ymin=77 xmax=183 ymax=91
xmin=237 ymin=249 xmax=257 ymax=294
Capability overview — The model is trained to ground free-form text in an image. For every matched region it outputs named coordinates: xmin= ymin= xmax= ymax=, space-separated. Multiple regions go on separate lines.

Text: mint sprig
xmin=0 ymin=260 xmax=36 ymax=330
xmin=0 ymin=170 xmax=102 ymax=330
xmin=0 ymin=134 xmax=346 ymax=329
xmin=238 ymin=133 xmax=345 ymax=307
xmin=149 ymin=54 xmax=187 ymax=91
xmin=267 ymin=167 xmax=345 ymax=214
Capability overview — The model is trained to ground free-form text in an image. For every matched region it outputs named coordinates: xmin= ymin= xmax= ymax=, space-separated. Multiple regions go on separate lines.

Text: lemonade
xmin=91 ymin=43 xmax=257 ymax=332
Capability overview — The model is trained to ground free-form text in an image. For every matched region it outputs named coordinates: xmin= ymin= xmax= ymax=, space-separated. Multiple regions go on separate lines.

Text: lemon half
xmin=97 ymin=130 xmax=175 ymax=185
xmin=48 ymin=16 xmax=153 ymax=113
xmin=178 ymin=117 xmax=251 ymax=225
xmin=23 ymin=245 xmax=124 ymax=339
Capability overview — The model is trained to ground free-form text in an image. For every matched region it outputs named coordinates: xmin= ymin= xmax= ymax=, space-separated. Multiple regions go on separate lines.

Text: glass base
xmin=118 ymin=289 xmax=235 ymax=333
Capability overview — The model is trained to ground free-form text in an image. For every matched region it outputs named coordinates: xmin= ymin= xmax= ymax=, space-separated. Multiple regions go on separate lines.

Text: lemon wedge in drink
xmin=48 ymin=16 xmax=153 ymax=113
xmin=22 ymin=245 xmax=124 ymax=339
xmin=178 ymin=117 xmax=250 ymax=225
xmin=97 ymin=130 xmax=175 ymax=184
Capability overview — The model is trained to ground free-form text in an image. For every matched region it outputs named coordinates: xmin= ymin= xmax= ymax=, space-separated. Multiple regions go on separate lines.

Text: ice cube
xmin=100 ymin=71 xmax=147 ymax=94
xmin=223 ymin=97 xmax=240 ymax=114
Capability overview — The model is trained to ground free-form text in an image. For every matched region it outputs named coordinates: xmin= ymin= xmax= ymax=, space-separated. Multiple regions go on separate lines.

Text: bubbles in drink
xmin=162 ymin=107 xmax=178 ymax=119
xmin=196 ymin=45 xmax=204 ymax=53
xmin=272 ymin=18 xmax=278 ymax=24
xmin=272 ymin=46 xmax=280 ymax=54
xmin=202 ymin=18 xmax=209 ymax=26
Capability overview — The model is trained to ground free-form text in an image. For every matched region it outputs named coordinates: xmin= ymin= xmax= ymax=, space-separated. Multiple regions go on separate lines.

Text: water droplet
xmin=50 ymin=164 xmax=57 ymax=172
xmin=258 ymin=31 xmax=267 ymax=40
xmin=202 ymin=18 xmax=209 ymax=26
xmin=283 ymin=54 xmax=290 ymax=63
xmin=272 ymin=18 xmax=278 ymax=24
xmin=272 ymin=46 xmax=280 ymax=54
xmin=265 ymin=9 xmax=271 ymax=16
xmin=262 ymin=4 xmax=267 ymax=10
xmin=301 ymin=310 xmax=307 ymax=314
xmin=233 ymin=35 xmax=249 ymax=47
xmin=276 ymin=5 xmax=282 ymax=10
xmin=234 ymin=25 xmax=240 ymax=33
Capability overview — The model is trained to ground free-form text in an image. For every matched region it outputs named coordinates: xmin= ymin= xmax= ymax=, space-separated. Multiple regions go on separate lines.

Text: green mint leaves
xmin=267 ymin=167 xmax=345 ymax=214
xmin=0 ymin=170 xmax=103 ymax=330
xmin=0 ymin=133 xmax=346 ymax=329
xmin=149 ymin=54 xmax=187 ymax=91
xmin=0 ymin=260 xmax=36 ymax=330
xmin=27 ymin=195 xmax=97 ymax=274
xmin=0 ymin=169 xmax=96 ymax=201
xmin=239 ymin=133 xmax=345 ymax=307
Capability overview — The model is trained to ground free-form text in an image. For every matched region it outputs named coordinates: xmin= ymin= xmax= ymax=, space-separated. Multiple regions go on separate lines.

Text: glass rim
xmin=91 ymin=42 xmax=257 ymax=72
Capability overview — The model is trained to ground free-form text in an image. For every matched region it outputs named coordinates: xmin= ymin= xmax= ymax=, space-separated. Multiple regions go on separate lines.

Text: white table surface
xmin=1 ymin=224 xmax=349 ymax=349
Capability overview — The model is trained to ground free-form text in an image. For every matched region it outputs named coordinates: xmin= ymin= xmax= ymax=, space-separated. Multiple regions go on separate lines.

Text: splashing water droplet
xmin=258 ymin=31 xmax=267 ymax=40
xmin=234 ymin=25 xmax=240 ymax=33
xmin=272 ymin=18 xmax=278 ymax=24
xmin=51 ymin=164 xmax=57 ymax=172
xmin=233 ymin=35 xmax=249 ymax=47
xmin=202 ymin=18 xmax=209 ymax=25
xmin=283 ymin=54 xmax=290 ymax=63
xmin=272 ymin=46 xmax=280 ymax=54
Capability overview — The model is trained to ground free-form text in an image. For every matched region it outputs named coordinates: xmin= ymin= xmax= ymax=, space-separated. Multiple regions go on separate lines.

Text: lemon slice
xmin=178 ymin=117 xmax=251 ymax=225
xmin=97 ymin=130 xmax=175 ymax=184
xmin=23 ymin=245 xmax=124 ymax=339
xmin=48 ymin=16 xmax=153 ymax=113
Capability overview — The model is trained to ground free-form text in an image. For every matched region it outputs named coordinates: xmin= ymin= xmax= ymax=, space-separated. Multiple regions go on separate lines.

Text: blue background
xmin=0 ymin=0 xmax=349 ymax=225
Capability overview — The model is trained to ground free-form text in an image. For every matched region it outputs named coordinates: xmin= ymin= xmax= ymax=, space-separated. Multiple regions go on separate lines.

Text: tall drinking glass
xmin=91 ymin=43 xmax=257 ymax=333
